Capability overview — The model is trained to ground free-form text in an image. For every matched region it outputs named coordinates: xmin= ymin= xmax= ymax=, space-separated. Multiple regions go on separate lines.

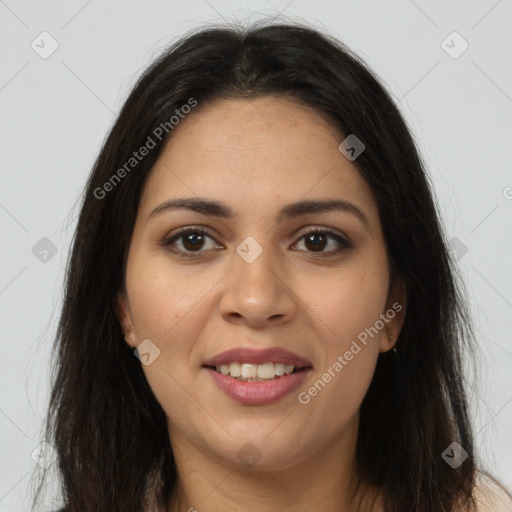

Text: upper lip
xmin=203 ymin=347 xmax=313 ymax=368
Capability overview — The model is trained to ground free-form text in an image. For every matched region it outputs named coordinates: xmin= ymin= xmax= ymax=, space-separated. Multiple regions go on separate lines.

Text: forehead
xmin=138 ymin=97 xmax=379 ymax=225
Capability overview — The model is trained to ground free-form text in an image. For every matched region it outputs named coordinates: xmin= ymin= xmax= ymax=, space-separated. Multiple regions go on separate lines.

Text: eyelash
xmin=161 ymin=225 xmax=352 ymax=259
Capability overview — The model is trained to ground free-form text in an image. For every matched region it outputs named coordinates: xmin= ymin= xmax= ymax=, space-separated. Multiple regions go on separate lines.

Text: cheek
xmin=126 ymin=273 xmax=207 ymax=434
xmin=296 ymin=350 xmax=377 ymax=451
xmin=125 ymin=252 xmax=213 ymax=341
xmin=298 ymin=254 xmax=389 ymax=349
xmin=297 ymin=276 xmax=386 ymax=433
xmin=123 ymin=257 xmax=203 ymax=400
xmin=124 ymin=253 xmax=218 ymax=411
xmin=294 ymin=256 xmax=387 ymax=414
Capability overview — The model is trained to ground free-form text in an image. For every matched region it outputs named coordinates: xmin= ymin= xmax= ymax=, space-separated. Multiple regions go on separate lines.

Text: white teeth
xmin=274 ymin=363 xmax=285 ymax=376
xmin=257 ymin=362 xmax=275 ymax=379
xmin=214 ymin=362 xmax=297 ymax=381
xmin=229 ymin=362 xmax=241 ymax=377
xmin=241 ymin=363 xmax=258 ymax=378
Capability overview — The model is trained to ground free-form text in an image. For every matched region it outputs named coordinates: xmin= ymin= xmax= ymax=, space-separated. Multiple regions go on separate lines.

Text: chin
xmin=205 ymin=430 xmax=316 ymax=472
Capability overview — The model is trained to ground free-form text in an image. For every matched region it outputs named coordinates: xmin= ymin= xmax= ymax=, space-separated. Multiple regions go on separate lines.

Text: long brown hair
xmin=35 ymin=21 xmax=481 ymax=511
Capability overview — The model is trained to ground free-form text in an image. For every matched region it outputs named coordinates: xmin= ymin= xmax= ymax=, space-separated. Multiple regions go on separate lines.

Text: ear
xmin=115 ymin=291 xmax=137 ymax=348
xmin=379 ymin=278 xmax=407 ymax=354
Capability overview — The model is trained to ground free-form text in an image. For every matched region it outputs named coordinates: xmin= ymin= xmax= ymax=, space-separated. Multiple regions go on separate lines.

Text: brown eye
xmin=294 ymin=228 xmax=351 ymax=256
xmin=181 ymin=232 xmax=206 ymax=251
xmin=162 ymin=227 xmax=221 ymax=257
xmin=304 ymin=232 xmax=328 ymax=252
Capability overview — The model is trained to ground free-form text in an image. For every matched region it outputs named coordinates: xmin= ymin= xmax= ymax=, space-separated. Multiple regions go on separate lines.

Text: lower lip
xmin=204 ymin=367 xmax=311 ymax=405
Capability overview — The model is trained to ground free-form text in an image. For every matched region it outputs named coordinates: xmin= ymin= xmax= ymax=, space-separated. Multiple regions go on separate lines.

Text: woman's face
xmin=118 ymin=96 xmax=406 ymax=471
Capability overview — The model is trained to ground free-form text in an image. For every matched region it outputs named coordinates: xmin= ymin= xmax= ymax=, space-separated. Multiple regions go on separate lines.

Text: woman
xmin=35 ymin=21 xmax=511 ymax=511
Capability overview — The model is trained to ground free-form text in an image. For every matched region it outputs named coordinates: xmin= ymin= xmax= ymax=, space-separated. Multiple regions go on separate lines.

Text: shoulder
xmin=471 ymin=472 xmax=512 ymax=512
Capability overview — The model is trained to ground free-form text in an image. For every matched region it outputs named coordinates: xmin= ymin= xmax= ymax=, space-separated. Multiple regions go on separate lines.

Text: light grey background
xmin=1 ymin=1 xmax=511 ymax=510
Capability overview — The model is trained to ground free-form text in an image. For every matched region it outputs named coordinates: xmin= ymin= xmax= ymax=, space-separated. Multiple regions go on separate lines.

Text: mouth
xmin=202 ymin=347 xmax=313 ymax=405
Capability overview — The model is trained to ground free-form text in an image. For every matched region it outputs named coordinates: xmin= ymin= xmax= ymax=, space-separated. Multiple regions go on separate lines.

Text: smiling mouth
xmin=206 ymin=362 xmax=310 ymax=382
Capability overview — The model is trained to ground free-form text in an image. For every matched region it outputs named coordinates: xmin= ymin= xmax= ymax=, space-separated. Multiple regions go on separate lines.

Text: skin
xmin=117 ymin=96 xmax=408 ymax=512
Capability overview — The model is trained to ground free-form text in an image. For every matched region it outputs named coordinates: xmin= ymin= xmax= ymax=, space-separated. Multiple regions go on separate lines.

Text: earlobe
xmin=380 ymin=328 xmax=397 ymax=353
xmin=115 ymin=291 xmax=136 ymax=348
xmin=379 ymin=278 xmax=407 ymax=353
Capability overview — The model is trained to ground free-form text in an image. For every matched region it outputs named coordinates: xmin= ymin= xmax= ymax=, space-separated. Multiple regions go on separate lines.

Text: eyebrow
xmin=148 ymin=197 xmax=369 ymax=228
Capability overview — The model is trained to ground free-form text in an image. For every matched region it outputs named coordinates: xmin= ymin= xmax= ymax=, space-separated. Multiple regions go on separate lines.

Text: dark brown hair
xmin=35 ymin=20 xmax=482 ymax=511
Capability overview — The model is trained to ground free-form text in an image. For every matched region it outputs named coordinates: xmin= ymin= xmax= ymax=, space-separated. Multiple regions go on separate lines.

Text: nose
xmin=218 ymin=239 xmax=298 ymax=329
